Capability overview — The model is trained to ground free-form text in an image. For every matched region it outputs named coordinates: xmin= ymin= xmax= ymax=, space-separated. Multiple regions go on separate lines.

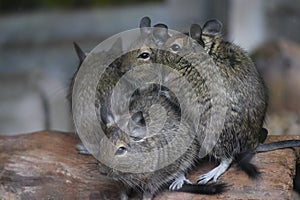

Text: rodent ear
xmin=129 ymin=111 xmax=147 ymax=141
xmin=154 ymin=23 xmax=168 ymax=29
xmin=140 ymin=16 xmax=151 ymax=36
xmin=73 ymin=42 xmax=87 ymax=65
xmin=131 ymin=111 xmax=146 ymax=127
xmin=100 ymin=106 xmax=114 ymax=126
xmin=190 ymin=24 xmax=204 ymax=47
xmin=153 ymin=23 xmax=170 ymax=43
xmin=109 ymin=37 xmax=123 ymax=55
xmin=202 ymin=19 xmax=223 ymax=36
xmin=140 ymin=16 xmax=151 ymax=28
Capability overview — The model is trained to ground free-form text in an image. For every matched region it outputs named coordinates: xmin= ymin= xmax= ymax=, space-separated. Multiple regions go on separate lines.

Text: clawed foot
xmin=169 ymin=174 xmax=192 ymax=191
xmin=197 ymin=158 xmax=232 ymax=184
xmin=197 ymin=167 xmax=220 ymax=184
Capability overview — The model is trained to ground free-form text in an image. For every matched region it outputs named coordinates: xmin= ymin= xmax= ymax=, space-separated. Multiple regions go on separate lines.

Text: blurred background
xmin=0 ymin=0 xmax=299 ymax=135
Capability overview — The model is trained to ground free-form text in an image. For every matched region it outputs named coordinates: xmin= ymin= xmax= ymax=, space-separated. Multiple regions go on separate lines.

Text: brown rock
xmin=0 ymin=131 xmax=299 ymax=199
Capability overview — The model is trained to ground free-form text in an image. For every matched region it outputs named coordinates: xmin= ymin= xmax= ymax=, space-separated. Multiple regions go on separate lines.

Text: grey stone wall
xmin=0 ymin=0 xmax=299 ymax=135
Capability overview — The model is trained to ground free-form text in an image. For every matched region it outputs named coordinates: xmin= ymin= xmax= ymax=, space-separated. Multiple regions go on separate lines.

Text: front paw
xmin=76 ymin=143 xmax=91 ymax=155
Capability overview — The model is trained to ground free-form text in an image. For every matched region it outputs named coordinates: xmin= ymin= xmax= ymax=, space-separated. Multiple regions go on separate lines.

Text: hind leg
xmin=197 ymin=158 xmax=232 ymax=184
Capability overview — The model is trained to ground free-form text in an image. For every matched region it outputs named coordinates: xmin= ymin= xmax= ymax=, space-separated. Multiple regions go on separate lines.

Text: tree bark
xmin=0 ymin=131 xmax=299 ymax=199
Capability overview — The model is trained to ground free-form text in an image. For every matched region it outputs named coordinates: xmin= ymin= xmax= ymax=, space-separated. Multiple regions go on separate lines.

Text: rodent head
xmin=98 ymin=105 xmax=132 ymax=166
xmin=164 ymin=24 xmax=204 ymax=53
xmin=120 ymin=17 xmax=171 ymax=72
xmin=162 ymin=19 xmax=223 ymax=55
xmin=155 ymin=24 xmax=204 ymax=68
xmin=164 ymin=24 xmax=203 ymax=53
xmin=97 ymin=104 xmax=149 ymax=180
xmin=96 ymin=85 xmax=184 ymax=181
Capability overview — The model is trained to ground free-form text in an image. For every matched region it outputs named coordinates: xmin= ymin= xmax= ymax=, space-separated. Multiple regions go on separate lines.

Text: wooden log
xmin=0 ymin=131 xmax=299 ymax=199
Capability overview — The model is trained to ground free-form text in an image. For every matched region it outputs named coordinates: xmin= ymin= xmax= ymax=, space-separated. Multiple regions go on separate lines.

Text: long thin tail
xmin=256 ymin=140 xmax=300 ymax=152
xmin=175 ymin=182 xmax=227 ymax=194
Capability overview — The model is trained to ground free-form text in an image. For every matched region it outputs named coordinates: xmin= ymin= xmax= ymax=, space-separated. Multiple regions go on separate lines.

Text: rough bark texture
xmin=0 ymin=131 xmax=299 ymax=199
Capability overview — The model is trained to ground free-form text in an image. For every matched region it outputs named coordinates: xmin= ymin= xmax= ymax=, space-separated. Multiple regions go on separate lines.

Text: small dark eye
xmin=130 ymin=136 xmax=143 ymax=141
xmin=170 ymin=44 xmax=181 ymax=52
xmin=138 ymin=52 xmax=150 ymax=59
xmin=115 ymin=146 xmax=127 ymax=155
